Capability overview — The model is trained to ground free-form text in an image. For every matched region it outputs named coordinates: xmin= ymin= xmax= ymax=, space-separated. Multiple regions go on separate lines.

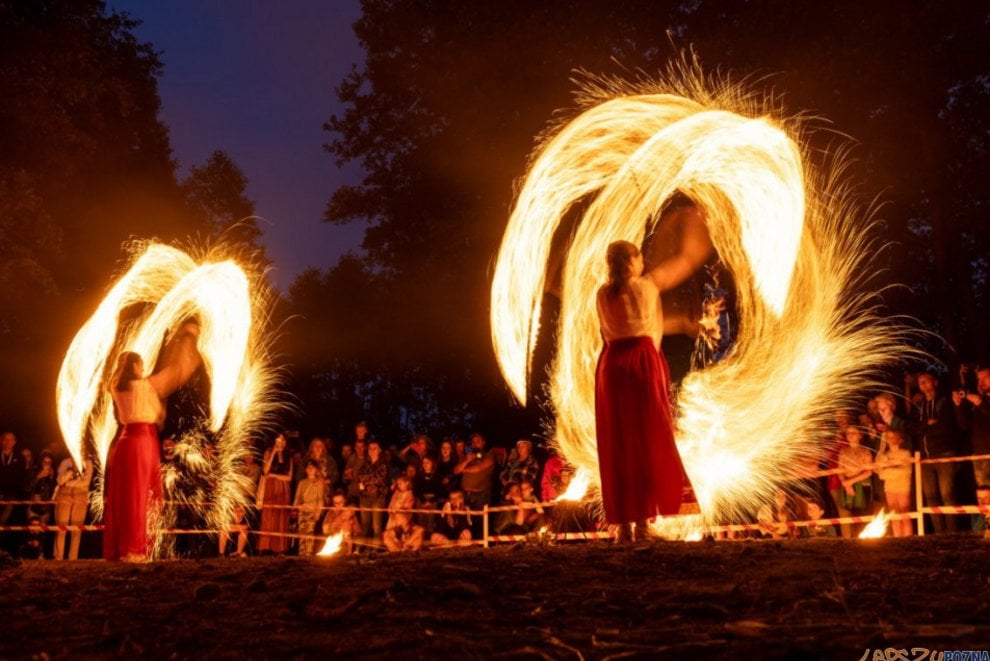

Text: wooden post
xmin=914 ymin=451 xmax=925 ymax=537
xmin=482 ymin=505 xmax=489 ymax=548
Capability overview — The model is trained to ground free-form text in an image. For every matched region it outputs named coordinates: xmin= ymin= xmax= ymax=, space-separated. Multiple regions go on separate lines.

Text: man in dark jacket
xmin=954 ymin=367 xmax=990 ymax=489
xmin=0 ymin=432 xmax=25 ymax=527
xmin=912 ymin=373 xmax=961 ymax=533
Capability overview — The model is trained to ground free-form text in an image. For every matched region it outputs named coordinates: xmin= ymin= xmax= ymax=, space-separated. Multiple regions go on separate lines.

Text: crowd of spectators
xmin=3 ymin=364 xmax=990 ymax=559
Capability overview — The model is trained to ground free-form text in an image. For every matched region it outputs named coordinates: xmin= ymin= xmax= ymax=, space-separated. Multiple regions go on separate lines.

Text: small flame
xmin=317 ymin=532 xmax=345 ymax=556
xmin=538 ymin=525 xmax=550 ymax=535
xmin=555 ymin=467 xmax=591 ymax=502
xmin=858 ymin=510 xmax=890 ymax=539
xmin=683 ymin=529 xmax=703 ymax=542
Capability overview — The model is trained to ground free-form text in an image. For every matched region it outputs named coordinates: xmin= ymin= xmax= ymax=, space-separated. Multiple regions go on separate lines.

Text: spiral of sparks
xmin=56 ymin=242 xmax=279 ymax=548
xmin=490 ymin=62 xmax=914 ymax=528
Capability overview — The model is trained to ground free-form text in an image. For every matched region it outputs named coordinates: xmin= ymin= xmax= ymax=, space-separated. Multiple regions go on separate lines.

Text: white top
xmin=597 ymin=277 xmax=661 ymax=348
xmin=112 ymin=378 xmax=164 ymax=426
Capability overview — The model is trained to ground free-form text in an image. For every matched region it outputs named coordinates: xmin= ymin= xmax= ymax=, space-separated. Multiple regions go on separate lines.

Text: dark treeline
xmin=0 ymin=1 xmax=264 ymax=443
xmin=2 ymin=1 xmax=988 ymax=449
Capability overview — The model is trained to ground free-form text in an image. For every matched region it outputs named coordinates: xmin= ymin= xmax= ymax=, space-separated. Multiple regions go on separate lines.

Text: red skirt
xmin=103 ymin=423 xmax=162 ymax=560
xmin=595 ymin=336 xmax=694 ymax=524
xmin=256 ymin=477 xmax=290 ymax=552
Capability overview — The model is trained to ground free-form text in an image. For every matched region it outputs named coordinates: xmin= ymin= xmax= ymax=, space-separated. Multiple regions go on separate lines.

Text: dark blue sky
xmin=111 ymin=0 xmax=366 ymax=290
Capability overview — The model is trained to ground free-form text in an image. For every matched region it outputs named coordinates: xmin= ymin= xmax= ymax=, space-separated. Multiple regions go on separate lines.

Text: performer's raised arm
xmin=644 ymin=205 xmax=714 ymax=293
xmin=148 ymin=320 xmax=202 ymax=399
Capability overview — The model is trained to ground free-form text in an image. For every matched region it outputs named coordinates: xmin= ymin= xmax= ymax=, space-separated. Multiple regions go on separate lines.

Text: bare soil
xmin=2 ymin=536 xmax=989 ymax=659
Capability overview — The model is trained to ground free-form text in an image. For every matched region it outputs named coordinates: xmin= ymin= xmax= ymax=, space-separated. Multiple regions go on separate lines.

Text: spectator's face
xmin=455 ymin=441 xmax=466 ymax=456
xmin=507 ymin=485 xmax=521 ymax=501
xmin=422 ymin=457 xmax=434 ymax=473
xmin=333 ymin=495 xmax=345 ymax=508
xmin=341 ymin=445 xmax=352 ymax=459
xmin=398 ymin=477 xmax=410 ymax=491
xmin=918 ymin=374 xmax=937 ymax=397
xmin=978 ymin=369 xmax=990 ymax=395
xmin=845 ymin=427 xmax=862 ymax=446
xmin=368 ymin=443 xmax=381 ymax=461
xmin=440 ymin=442 xmax=452 ymax=458
xmin=517 ymin=443 xmax=531 ymax=459
xmin=274 ymin=435 xmax=286 ymax=452
xmin=41 ymin=456 xmax=53 ymax=472
xmin=877 ymin=398 xmax=895 ymax=421
xmin=1 ymin=433 xmax=15 ymax=453
xmin=471 ymin=435 xmax=484 ymax=451
xmin=310 ymin=440 xmax=325 ymax=457
xmin=405 ymin=465 xmax=417 ymax=480
xmin=355 ymin=440 xmax=366 ymax=456
xmin=884 ymin=432 xmax=902 ymax=449
xmin=415 ymin=439 xmax=427 ymax=454
xmin=306 ymin=464 xmax=317 ymax=479
xmin=867 ymin=399 xmax=879 ymax=416
xmin=521 ymin=482 xmax=534 ymax=498
xmin=355 ymin=424 xmax=367 ymax=440
xmin=450 ymin=492 xmax=464 ymax=508
xmin=22 ymin=448 xmax=32 ymax=462
xmin=976 ymin=489 xmax=990 ymax=507
xmin=807 ymin=502 xmax=824 ymax=520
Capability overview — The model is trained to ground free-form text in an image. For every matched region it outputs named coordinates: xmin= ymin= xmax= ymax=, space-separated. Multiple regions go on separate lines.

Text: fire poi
xmin=56 ymin=242 xmax=277 ymax=557
xmin=490 ymin=59 xmax=915 ymax=532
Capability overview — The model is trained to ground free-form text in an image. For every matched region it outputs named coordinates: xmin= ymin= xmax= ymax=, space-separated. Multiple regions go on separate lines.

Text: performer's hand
xmin=967 ymin=393 xmax=982 ymax=407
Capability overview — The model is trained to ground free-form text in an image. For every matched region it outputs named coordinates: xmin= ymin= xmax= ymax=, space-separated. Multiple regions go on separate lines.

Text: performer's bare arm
xmin=148 ymin=320 xmax=202 ymax=399
xmin=644 ymin=206 xmax=713 ymax=293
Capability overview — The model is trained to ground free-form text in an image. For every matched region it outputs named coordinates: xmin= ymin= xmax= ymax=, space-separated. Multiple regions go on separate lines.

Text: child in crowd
xmin=837 ymin=425 xmax=874 ymax=536
xmin=757 ymin=489 xmax=802 ymax=539
xmin=804 ymin=499 xmax=837 ymax=537
xmin=430 ymin=490 xmax=473 ymax=546
xmin=293 ymin=459 xmax=327 ymax=556
xmin=323 ymin=490 xmax=362 ymax=554
xmin=876 ymin=429 xmax=913 ymax=537
xmin=219 ymin=504 xmax=249 ymax=557
xmin=383 ymin=476 xmax=423 ymax=551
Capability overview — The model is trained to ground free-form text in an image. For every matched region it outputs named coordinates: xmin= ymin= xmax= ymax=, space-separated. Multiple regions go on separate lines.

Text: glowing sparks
xmin=858 ymin=510 xmax=890 ymax=539
xmin=554 ymin=467 xmax=592 ymax=502
xmin=318 ymin=532 xmax=346 ymax=556
xmin=56 ymin=241 xmax=278 ymax=549
xmin=490 ymin=60 xmax=914 ymax=527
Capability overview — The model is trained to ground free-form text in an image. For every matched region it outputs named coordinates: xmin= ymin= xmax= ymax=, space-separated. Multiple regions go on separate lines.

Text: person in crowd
xmin=344 ymin=439 xmax=367 ymax=505
xmin=823 ymin=410 xmax=852 ymax=521
xmin=437 ymin=440 xmax=459 ymax=493
xmin=494 ymin=484 xmax=528 ymax=535
xmin=383 ymin=475 xmax=423 ymax=551
xmin=430 ymin=489 xmax=473 ymax=546
xmin=294 ymin=459 xmax=327 ymax=556
xmin=454 ymin=439 xmax=467 ymax=463
xmin=28 ymin=451 xmax=57 ymax=524
xmin=20 ymin=448 xmax=34 ymax=473
xmin=54 ymin=453 xmax=92 ymax=560
xmin=499 ymin=439 xmax=539 ymax=497
xmin=0 ymin=431 xmax=25 ymax=528
xmin=876 ymin=429 xmax=914 ymax=537
xmin=305 ymin=437 xmax=339 ymax=494
xmin=913 ymin=372 xmax=961 ymax=533
xmin=837 ymin=425 xmax=874 ymax=536
xmin=339 ymin=443 xmax=353 ymax=470
xmin=399 ymin=434 xmax=429 ymax=470
xmin=357 ymin=441 xmax=389 ymax=538
xmin=19 ymin=515 xmax=45 ymax=560
xmin=541 ymin=448 xmax=565 ymax=501
xmin=974 ymin=486 xmax=990 ymax=539
xmin=402 ymin=463 xmax=418 ymax=489
xmin=954 ymin=367 xmax=990 ymax=497
xmin=218 ymin=503 xmax=249 ymax=558
xmin=256 ymin=433 xmax=293 ymax=554
xmin=757 ymin=489 xmax=804 ymax=539
xmin=455 ymin=433 xmax=496 ymax=513
xmin=240 ymin=451 xmax=262 ymax=496
xmin=874 ymin=393 xmax=910 ymax=444
xmin=382 ymin=509 xmax=424 ymax=552
xmin=323 ymin=490 xmax=362 ymax=553
xmin=414 ymin=455 xmax=443 ymax=535
xmin=804 ymin=499 xmax=837 ymax=537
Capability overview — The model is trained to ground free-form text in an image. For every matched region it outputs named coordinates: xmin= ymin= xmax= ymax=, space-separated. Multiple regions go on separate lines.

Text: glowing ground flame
xmin=858 ymin=510 xmax=890 ymax=539
xmin=318 ymin=532 xmax=346 ymax=556
xmin=490 ymin=61 xmax=913 ymax=528
xmin=56 ymin=241 xmax=278 ymax=547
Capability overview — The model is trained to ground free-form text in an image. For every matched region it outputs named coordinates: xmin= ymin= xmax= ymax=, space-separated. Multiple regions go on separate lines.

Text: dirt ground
xmin=2 ymin=536 xmax=989 ymax=660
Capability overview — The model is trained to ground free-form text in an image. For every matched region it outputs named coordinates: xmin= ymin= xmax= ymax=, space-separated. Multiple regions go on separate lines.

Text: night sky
xmin=110 ymin=0 xmax=366 ymax=290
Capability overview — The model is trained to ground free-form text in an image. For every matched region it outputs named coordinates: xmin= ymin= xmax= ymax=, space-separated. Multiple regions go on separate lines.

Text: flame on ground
xmin=56 ymin=241 xmax=279 ymax=553
xmin=858 ymin=510 xmax=890 ymax=539
xmin=489 ymin=55 xmax=917 ymax=527
xmin=318 ymin=532 xmax=346 ymax=556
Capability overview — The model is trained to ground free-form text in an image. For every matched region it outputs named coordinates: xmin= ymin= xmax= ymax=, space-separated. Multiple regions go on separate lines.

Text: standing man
xmin=0 ymin=432 xmax=25 ymax=528
xmin=913 ymin=372 xmax=960 ymax=533
xmin=455 ymin=433 xmax=496 ymax=515
xmin=953 ymin=367 xmax=990 ymax=491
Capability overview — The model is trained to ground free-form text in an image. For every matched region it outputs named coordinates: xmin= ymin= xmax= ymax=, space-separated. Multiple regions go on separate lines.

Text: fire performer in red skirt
xmin=595 ymin=205 xmax=712 ymax=541
xmin=104 ymin=322 xmax=201 ymax=562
